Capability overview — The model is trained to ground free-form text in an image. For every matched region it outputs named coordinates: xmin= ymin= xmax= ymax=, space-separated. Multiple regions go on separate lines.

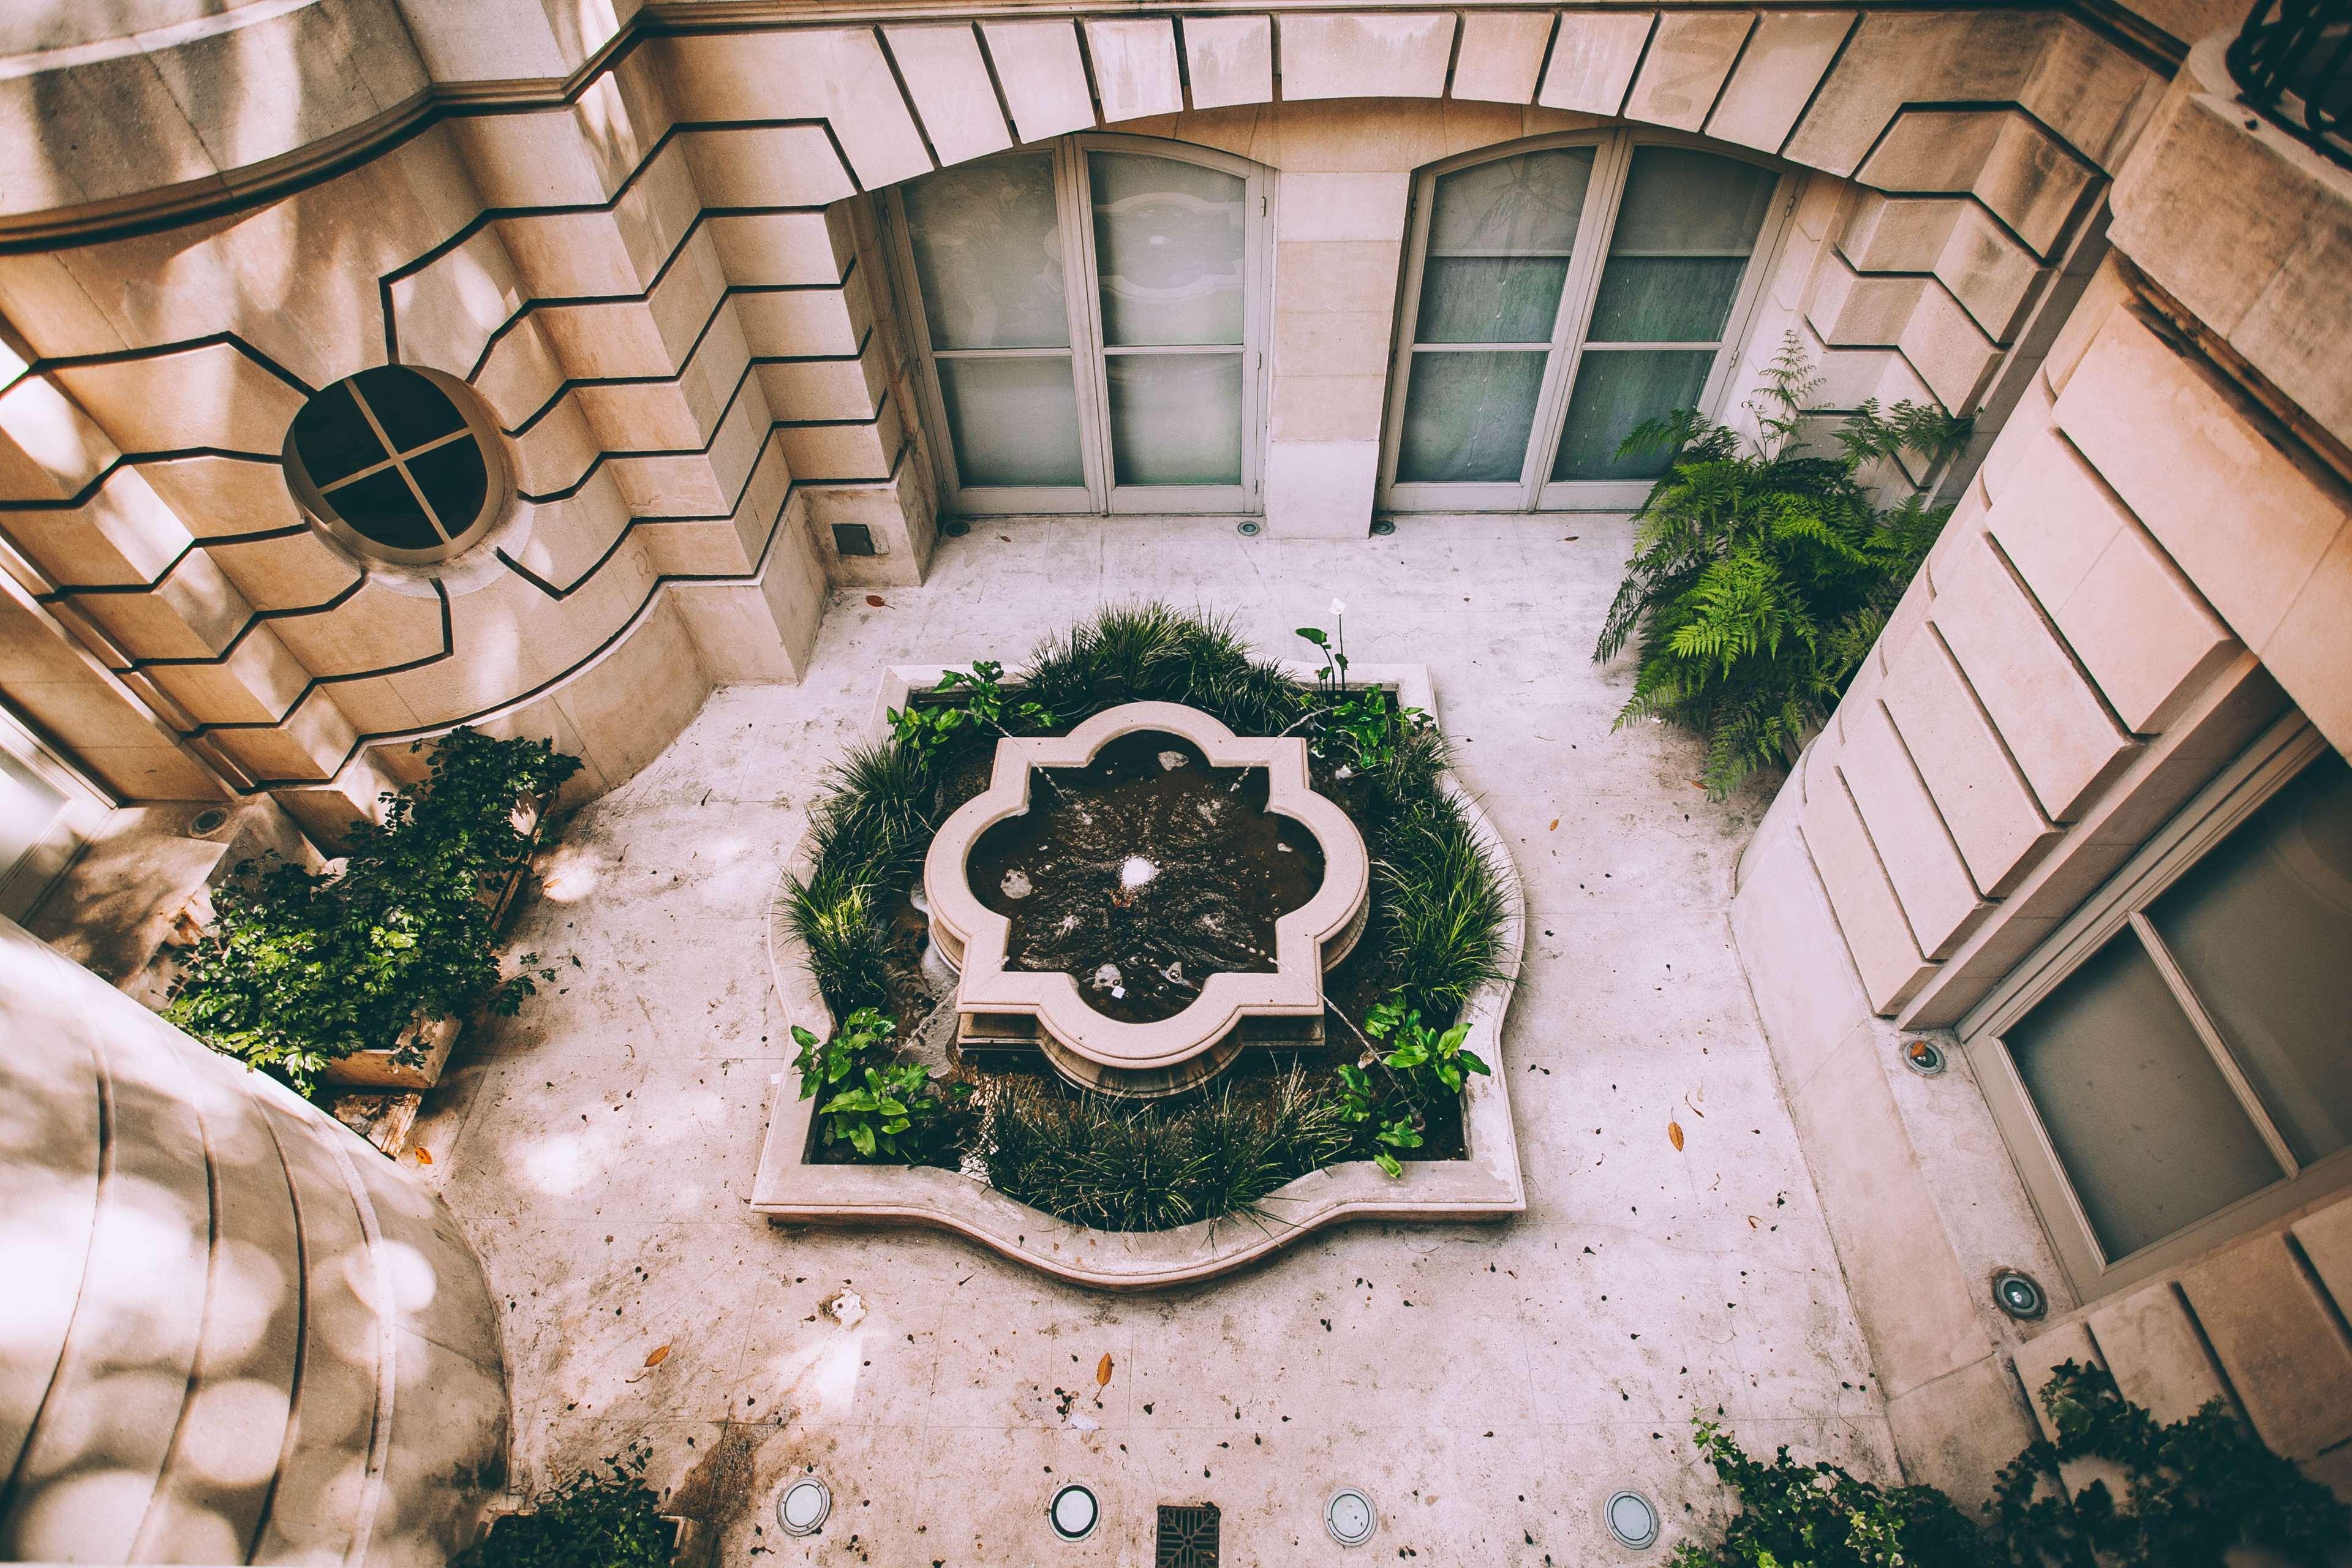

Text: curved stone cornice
xmin=923 ymin=699 xmax=1370 ymax=1077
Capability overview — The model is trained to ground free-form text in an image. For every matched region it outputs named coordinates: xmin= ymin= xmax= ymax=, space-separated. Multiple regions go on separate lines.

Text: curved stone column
xmin=0 ymin=914 xmax=508 ymax=1564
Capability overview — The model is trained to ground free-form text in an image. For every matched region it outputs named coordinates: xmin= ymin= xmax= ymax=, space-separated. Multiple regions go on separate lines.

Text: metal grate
xmin=1155 ymin=1503 xmax=1221 ymax=1568
xmin=831 ymin=522 xmax=877 ymax=557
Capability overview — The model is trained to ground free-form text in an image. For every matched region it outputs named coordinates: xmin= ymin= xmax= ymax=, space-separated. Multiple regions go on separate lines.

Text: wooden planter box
xmin=316 ymin=790 xmax=555 ymax=1093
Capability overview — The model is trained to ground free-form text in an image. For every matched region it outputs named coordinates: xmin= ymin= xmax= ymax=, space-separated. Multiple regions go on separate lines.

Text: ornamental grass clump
xmin=1596 ymin=332 xmax=1972 ymax=798
xmin=168 ymin=728 xmax=579 ymax=1097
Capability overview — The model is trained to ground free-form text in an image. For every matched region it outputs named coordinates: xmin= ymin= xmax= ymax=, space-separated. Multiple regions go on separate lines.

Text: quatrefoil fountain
xmin=923 ymin=701 xmax=1371 ymax=1099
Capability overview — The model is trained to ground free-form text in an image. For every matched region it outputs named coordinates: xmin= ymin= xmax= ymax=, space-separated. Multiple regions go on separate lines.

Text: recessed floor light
xmin=1902 ymin=1039 xmax=1948 ymax=1076
xmin=1325 ymin=1487 xmax=1377 ymax=1547
xmin=1236 ymin=519 xmax=1261 ymax=537
xmin=943 ymin=519 xmax=971 ymax=537
xmin=777 ymin=1476 xmax=830 ymax=1537
xmin=1370 ymin=518 xmax=1396 ymax=536
xmin=1605 ymin=1488 xmax=1659 ymax=1550
xmin=1050 ymin=1483 xmax=1099 ymax=1542
xmin=1994 ymin=1270 xmax=2048 ymax=1321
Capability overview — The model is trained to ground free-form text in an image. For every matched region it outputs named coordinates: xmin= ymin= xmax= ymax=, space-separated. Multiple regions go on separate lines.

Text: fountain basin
xmin=923 ymin=701 xmax=1370 ymax=1098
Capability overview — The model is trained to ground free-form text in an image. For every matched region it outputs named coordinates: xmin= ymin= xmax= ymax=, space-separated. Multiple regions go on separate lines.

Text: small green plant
xmin=1295 ymin=603 xmax=1433 ymax=775
xmin=1673 ymin=1363 xmax=2349 ymax=1568
xmin=168 ymin=728 xmax=578 ymax=1096
xmin=888 ymin=659 xmax=1056 ymax=756
xmin=1365 ymin=997 xmax=1492 ymax=1093
xmin=1994 ymin=1360 xmax=2347 ymax=1567
xmin=791 ymin=1007 xmax=967 ymax=1163
xmin=1595 ymin=332 xmax=1973 ymax=798
xmin=456 ymin=1442 xmax=674 ymax=1568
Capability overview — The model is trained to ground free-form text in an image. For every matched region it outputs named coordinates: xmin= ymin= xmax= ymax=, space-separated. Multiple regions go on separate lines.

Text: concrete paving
xmin=410 ymin=511 xmax=1892 ymax=1566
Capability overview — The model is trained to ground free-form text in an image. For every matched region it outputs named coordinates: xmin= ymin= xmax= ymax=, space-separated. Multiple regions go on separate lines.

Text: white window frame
xmin=1378 ymin=129 xmax=1797 ymax=515
xmin=1959 ymin=715 xmax=2352 ymax=1300
xmin=0 ymin=704 xmax=113 ymax=922
xmin=887 ymin=134 xmax=1274 ymax=518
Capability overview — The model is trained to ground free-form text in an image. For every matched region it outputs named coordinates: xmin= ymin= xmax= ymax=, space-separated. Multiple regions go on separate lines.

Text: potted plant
xmin=165 ymin=728 xmax=580 ymax=1096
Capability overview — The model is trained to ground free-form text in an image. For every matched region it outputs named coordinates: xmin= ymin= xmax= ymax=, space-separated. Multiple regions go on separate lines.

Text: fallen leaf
xmin=1096 ymin=1353 xmax=1114 ymax=1387
xmin=999 ymin=535 xmax=1012 ymax=543
xmin=413 ymin=1147 xmax=432 ymax=1165
xmin=1667 ymin=1120 xmax=1685 ymax=1152
xmin=1548 ymin=818 xmax=1559 ymax=832
xmin=644 ymin=1343 xmax=671 ymax=1368
xmin=865 ymin=595 xmax=886 ymax=608
xmin=1746 ymin=1215 xmax=1760 ymax=1230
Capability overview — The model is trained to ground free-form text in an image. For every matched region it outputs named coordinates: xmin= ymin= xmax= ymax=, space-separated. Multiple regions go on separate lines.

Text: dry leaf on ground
xmin=1096 ymin=1353 xmax=1114 ymax=1386
xmin=1667 ymin=1121 xmax=1685 ymax=1152
xmin=644 ymin=1343 xmax=671 ymax=1368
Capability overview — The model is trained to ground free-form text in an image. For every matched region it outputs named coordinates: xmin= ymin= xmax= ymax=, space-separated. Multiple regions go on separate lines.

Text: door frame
xmin=1376 ymin=127 xmax=1798 ymax=515
xmin=886 ymin=133 xmax=1274 ymax=518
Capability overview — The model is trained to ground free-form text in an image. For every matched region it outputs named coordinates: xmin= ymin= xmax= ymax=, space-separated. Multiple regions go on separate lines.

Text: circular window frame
xmin=282 ymin=364 xmax=513 ymax=570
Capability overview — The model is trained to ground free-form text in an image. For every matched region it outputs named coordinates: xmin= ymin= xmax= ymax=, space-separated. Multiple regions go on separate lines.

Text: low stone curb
xmin=747 ymin=662 xmax=1526 ymax=1290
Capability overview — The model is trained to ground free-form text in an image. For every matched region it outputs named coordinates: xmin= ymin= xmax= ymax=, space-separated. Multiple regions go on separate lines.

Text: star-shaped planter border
xmin=923 ymin=700 xmax=1370 ymax=1076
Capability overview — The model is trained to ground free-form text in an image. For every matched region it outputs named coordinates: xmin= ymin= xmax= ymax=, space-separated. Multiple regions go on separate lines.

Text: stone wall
xmin=0 ymin=6 xmax=2163 ymax=828
xmin=1727 ymin=29 xmax=2352 ymax=1506
xmin=0 ymin=913 xmax=507 ymax=1564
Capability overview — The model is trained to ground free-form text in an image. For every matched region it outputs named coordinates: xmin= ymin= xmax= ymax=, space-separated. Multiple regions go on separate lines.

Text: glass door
xmin=1381 ymin=133 xmax=1791 ymax=514
xmin=892 ymin=138 xmax=1268 ymax=516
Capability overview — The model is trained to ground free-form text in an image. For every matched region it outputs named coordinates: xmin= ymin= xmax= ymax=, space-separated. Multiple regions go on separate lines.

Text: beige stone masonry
xmin=1085 ymin=19 xmax=1185 ymax=123
xmin=1705 ymin=10 xmax=1853 ymax=153
xmin=1450 ymin=11 xmax=1555 ymax=106
xmin=1279 ymin=13 xmax=1456 ymax=102
xmin=1537 ymin=12 xmax=1654 ymax=115
xmin=1836 ymin=699 xmax=1988 ymax=960
xmin=1182 ymin=16 xmax=1273 ymax=111
xmin=887 ymin=24 xmax=1015 ymax=168
xmin=981 ymin=20 xmax=1098 ymax=144
xmin=1623 ymin=11 xmax=1754 ymax=133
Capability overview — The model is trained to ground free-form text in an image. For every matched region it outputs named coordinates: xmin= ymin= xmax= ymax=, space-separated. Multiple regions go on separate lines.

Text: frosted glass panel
xmin=936 ymin=356 xmax=1085 ymax=488
xmin=2149 ymin=752 xmax=2352 ymax=1166
xmin=903 ymin=154 xmax=1070 ymax=350
xmin=1396 ymin=351 xmax=1547 ymax=483
xmin=1090 ymin=153 xmax=1245 ymax=347
xmin=1608 ymin=148 xmax=1777 ymax=255
xmin=1417 ymin=258 xmax=1573 ymax=344
xmin=1550 ymin=350 xmax=1714 ymax=481
xmin=0 ymin=745 xmax=67 ymax=898
xmin=2006 ymin=931 xmax=2283 ymax=1261
xmin=1106 ymin=354 xmax=1244 ymax=485
xmin=1427 ymin=149 xmax=1593 ymax=254
xmin=1589 ymin=257 xmax=1751 ymax=342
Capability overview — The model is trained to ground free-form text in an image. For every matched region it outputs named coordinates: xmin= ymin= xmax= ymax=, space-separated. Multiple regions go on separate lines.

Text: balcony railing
xmin=2230 ymin=0 xmax=2352 ymax=166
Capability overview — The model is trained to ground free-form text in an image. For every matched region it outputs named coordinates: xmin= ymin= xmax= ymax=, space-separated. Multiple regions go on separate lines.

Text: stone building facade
xmin=2 ymin=0 xmax=2348 ymax=1556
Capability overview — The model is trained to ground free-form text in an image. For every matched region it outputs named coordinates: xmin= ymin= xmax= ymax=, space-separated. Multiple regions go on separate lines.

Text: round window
xmin=283 ymin=366 xmax=508 ymax=565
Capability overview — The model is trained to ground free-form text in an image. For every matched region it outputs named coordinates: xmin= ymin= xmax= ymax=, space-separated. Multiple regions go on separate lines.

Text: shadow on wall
xmin=0 ymin=913 xmax=508 ymax=1566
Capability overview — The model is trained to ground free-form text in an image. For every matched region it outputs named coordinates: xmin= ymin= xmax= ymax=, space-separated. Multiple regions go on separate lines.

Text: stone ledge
xmin=749 ymin=661 xmax=1526 ymax=1290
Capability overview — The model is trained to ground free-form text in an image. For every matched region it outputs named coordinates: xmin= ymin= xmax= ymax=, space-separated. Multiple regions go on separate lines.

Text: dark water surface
xmin=966 ymin=729 xmax=1327 ymax=1023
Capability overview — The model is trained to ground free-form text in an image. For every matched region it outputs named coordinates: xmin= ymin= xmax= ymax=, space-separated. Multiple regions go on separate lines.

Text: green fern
xmin=1594 ymin=333 xmax=1970 ymax=798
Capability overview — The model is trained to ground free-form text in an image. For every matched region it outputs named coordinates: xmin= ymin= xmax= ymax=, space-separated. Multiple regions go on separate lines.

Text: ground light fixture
xmin=1325 ymin=1487 xmax=1378 ymax=1547
xmin=942 ymin=519 xmax=971 ymax=537
xmin=1902 ymin=1038 xmax=1948 ymax=1077
xmin=1235 ymin=519 xmax=1262 ymax=537
xmin=1049 ymin=1483 xmax=1100 ymax=1542
xmin=1605 ymin=1489 xmax=1660 ymax=1550
xmin=1993 ymin=1269 xmax=2049 ymax=1321
xmin=776 ymin=1476 xmax=831 ymax=1537
xmin=1370 ymin=518 xmax=1396 ymax=535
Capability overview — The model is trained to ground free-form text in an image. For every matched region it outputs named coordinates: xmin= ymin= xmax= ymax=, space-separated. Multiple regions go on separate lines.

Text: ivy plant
xmin=1594 ymin=332 xmax=1973 ymax=797
xmin=455 ymin=1442 xmax=675 ymax=1568
xmin=168 ymin=728 xmax=578 ymax=1097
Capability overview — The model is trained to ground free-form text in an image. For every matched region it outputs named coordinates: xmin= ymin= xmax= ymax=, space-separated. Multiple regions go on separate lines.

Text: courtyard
xmin=406 ymin=513 xmax=1884 ymax=1562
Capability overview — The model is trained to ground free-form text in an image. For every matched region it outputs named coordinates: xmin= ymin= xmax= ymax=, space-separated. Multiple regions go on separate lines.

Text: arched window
xmin=283 ymin=366 xmax=510 ymax=565
xmin=1381 ymin=134 xmax=1790 ymax=512
xmin=889 ymin=137 xmax=1270 ymax=516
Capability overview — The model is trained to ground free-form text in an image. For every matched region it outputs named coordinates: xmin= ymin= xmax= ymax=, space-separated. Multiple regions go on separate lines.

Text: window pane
xmin=1588 ymin=257 xmax=1751 ymax=343
xmin=1415 ymin=257 xmax=1573 ymax=344
xmin=2148 ymin=751 xmax=2352 ymax=1166
xmin=324 ymin=468 xmax=439 ymax=550
xmin=350 ymin=366 xmax=467 ymax=451
xmin=1090 ymin=153 xmax=1245 ymax=347
xmin=903 ymin=154 xmax=1070 ymax=350
xmin=403 ymin=438 xmax=489 ymax=536
xmin=936 ymin=356 xmax=1085 ymax=488
xmin=1550 ymin=349 xmax=1714 ymax=482
xmin=288 ymin=380 xmax=387 ymax=486
xmin=1105 ymin=354 xmax=1243 ymax=486
xmin=2006 ymin=930 xmax=2283 ymax=1261
xmin=1607 ymin=147 xmax=1777 ymax=255
xmin=1427 ymin=149 xmax=1593 ymax=255
xmin=1396 ymin=350 xmax=1547 ymax=484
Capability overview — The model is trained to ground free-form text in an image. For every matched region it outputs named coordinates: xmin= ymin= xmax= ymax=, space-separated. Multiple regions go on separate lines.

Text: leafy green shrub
xmin=792 ymin=1007 xmax=968 ymax=1163
xmin=456 ymin=1443 xmax=674 ymax=1568
xmin=1594 ymin=333 xmax=1972 ymax=798
xmin=1673 ymin=1362 xmax=2348 ymax=1568
xmin=1994 ymin=1360 xmax=2347 ymax=1566
xmin=977 ymin=1069 xmax=1352 ymax=1231
xmin=168 ymin=728 xmax=578 ymax=1096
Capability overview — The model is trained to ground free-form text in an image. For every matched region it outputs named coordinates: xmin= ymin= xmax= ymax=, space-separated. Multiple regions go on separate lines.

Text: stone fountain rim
xmin=922 ymin=699 xmax=1371 ymax=1072
xmin=751 ymin=662 xmax=1525 ymax=1291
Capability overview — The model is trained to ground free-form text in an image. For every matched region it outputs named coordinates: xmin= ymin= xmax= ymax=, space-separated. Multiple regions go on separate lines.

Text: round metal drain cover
xmin=189 ymin=807 xmax=232 ymax=837
xmin=1050 ymin=1483 xmax=1099 ymax=1542
xmin=1902 ymin=1038 xmax=1948 ymax=1076
xmin=943 ymin=519 xmax=971 ymax=538
xmin=777 ymin=1476 xmax=830 ymax=1536
xmin=1325 ymin=1487 xmax=1377 ymax=1547
xmin=1994 ymin=1269 xmax=2048 ymax=1321
xmin=1605 ymin=1489 xmax=1659 ymax=1550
